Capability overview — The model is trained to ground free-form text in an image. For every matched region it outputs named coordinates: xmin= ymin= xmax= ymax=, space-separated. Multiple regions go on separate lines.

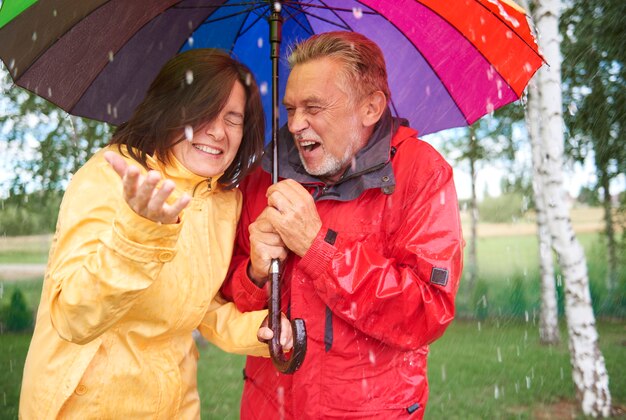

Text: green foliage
xmin=576 ymin=186 xmax=601 ymax=206
xmin=478 ymin=192 xmax=527 ymax=223
xmin=1 ymin=289 xmax=33 ymax=332
xmin=472 ymin=281 xmax=489 ymax=320
xmin=0 ymin=191 xmax=63 ymax=235
xmin=1 ymin=66 xmax=110 ymax=231
xmin=507 ymin=275 xmax=528 ymax=319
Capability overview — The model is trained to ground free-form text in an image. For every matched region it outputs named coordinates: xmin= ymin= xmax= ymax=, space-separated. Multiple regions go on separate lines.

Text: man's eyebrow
xmin=282 ymin=96 xmax=325 ymax=106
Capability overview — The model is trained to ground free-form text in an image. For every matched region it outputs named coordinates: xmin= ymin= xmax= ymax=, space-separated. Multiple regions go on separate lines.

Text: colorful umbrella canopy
xmin=0 ymin=0 xmax=543 ymax=138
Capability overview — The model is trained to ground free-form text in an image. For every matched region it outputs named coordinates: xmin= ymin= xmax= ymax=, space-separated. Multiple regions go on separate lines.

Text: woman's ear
xmin=362 ymin=91 xmax=387 ymax=128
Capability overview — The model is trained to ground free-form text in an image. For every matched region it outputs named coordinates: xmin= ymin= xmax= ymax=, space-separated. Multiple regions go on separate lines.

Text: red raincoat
xmin=223 ymin=117 xmax=464 ymax=419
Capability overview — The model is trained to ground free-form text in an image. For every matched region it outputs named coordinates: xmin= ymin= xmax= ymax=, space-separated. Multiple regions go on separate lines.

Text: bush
xmin=479 ymin=192 xmax=527 ymax=223
xmin=472 ymin=281 xmax=489 ymax=320
xmin=1 ymin=289 xmax=33 ymax=332
xmin=507 ymin=275 xmax=528 ymax=318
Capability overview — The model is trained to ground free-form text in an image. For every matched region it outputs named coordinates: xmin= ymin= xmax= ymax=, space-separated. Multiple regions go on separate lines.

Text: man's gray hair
xmin=287 ymin=31 xmax=391 ymax=104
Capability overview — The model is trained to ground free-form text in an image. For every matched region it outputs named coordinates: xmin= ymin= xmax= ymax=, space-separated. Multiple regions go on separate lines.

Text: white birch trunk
xmin=533 ymin=0 xmax=612 ymax=415
xmin=526 ymin=74 xmax=560 ymax=345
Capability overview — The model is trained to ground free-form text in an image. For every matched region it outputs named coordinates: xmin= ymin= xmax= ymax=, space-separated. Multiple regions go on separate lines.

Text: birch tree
xmin=532 ymin=0 xmax=612 ymax=415
xmin=517 ymin=0 xmax=560 ymax=345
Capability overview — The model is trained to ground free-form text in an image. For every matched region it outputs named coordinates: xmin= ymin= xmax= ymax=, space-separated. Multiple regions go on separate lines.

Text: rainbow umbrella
xmin=0 ymin=0 xmax=544 ymax=373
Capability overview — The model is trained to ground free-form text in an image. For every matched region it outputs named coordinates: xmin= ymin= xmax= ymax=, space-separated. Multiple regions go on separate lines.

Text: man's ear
xmin=362 ymin=91 xmax=387 ymax=128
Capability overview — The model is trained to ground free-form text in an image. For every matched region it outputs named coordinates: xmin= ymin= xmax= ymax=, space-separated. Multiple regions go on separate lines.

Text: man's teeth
xmin=301 ymin=141 xmax=316 ymax=147
xmin=194 ymin=144 xmax=221 ymax=154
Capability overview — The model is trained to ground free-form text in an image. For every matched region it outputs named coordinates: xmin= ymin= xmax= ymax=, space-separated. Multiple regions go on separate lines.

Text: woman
xmin=19 ymin=49 xmax=289 ymax=419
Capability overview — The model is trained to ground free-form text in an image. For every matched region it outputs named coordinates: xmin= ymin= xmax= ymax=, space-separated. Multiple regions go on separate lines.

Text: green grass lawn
xmin=2 ymin=319 xmax=623 ymax=419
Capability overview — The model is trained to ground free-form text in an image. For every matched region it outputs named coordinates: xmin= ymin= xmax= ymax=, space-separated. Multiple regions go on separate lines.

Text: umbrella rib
xmin=473 ymin=0 xmax=544 ymax=63
xmin=195 ymin=3 xmax=266 ymax=26
xmin=236 ymin=6 xmax=269 ymax=39
xmin=283 ymin=1 xmax=376 ymax=15
xmin=281 ymin=5 xmax=316 ymax=35
xmin=283 ymin=3 xmax=350 ymax=31
xmin=352 ymin=0 xmax=471 ymax=125
xmin=316 ymin=0 xmax=357 ymax=31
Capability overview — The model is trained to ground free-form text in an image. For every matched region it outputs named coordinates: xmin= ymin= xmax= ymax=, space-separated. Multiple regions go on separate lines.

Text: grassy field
xmin=2 ymin=320 xmax=624 ymax=419
xmin=0 ymin=207 xmax=624 ymax=418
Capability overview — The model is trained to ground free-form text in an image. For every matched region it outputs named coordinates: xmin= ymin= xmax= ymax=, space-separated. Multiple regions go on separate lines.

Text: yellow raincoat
xmin=19 ymin=146 xmax=268 ymax=419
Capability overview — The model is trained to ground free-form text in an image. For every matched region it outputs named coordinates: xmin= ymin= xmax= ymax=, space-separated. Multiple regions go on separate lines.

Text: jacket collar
xmin=262 ymin=108 xmax=409 ymax=202
xmin=118 ymin=145 xmax=222 ymax=196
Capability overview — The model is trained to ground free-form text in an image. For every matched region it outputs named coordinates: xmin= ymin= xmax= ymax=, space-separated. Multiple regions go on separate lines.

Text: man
xmin=222 ymin=31 xmax=464 ymax=419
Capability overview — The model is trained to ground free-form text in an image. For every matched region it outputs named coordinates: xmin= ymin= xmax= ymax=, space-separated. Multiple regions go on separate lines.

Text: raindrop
xmin=108 ymin=51 xmax=114 ymax=62
xmin=273 ymin=2 xmax=282 ymax=12
xmin=439 ymin=191 xmax=445 ymax=205
xmin=523 ymin=62 xmax=533 ymax=73
xmin=481 ymin=35 xmax=487 ymax=43
xmin=524 ymin=311 xmax=529 ymax=322
xmin=556 ymin=274 xmax=562 ymax=287
xmin=352 ymin=7 xmax=363 ymax=19
xmin=441 ymin=364 xmax=446 ymax=381
xmin=361 ymin=378 xmax=369 ymax=394
xmin=9 ymin=58 xmax=15 ymax=70
xmin=494 ymin=384 xmax=500 ymax=399
xmin=425 ymin=85 xmax=431 ymax=96
xmin=525 ymin=376 xmax=531 ymax=389
xmin=188 ymin=37 xmax=194 ymax=47
xmin=496 ymin=347 xmax=502 ymax=363
xmin=480 ymin=17 xmax=485 ymax=25
xmin=53 ymin=9 xmax=58 ymax=17
xmin=486 ymin=100 xmax=495 ymax=115
xmin=185 ymin=125 xmax=194 ymax=141
xmin=516 ymin=346 xmax=520 ymax=356
xmin=486 ymin=66 xmax=495 ymax=81
xmin=185 ymin=70 xmax=194 ymax=85
xmin=107 ymin=103 xmax=112 ymax=115
xmin=560 ymin=367 xmax=564 ymax=380
xmin=351 ymin=156 xmax=357 ymax=171
xmin=368 ymin=349 xmax=376 ymax=365
xmin=350 ymin=301 xmax=357 ymax=318
xmin=506 ymin=30 xmax=513 ymax=39
xmin=260 ymin=81 xmax=268 ymax=95
xmin=515 ymin=382 xmax=520 ymax=393
xmin=113 ymin=107 xmax=118 ymax=119
xmin=567 ymin=102 xmax=578 ymax=115
xmin=9 ymin=360 xmax=13 ymax=372
xmin=257 ymin=37 xmax=263 ymax=48
xmin=188 ymin=20 xmax=194 ymax=30
xmin=245 ymin=73 xmax=252 ymax=86
xmin=32 ymin=31 xmax=38 ymax=42
xmin=477 ymin=321 xmax=481 ymax=331
xmin=47 ymin=87 xmax=52 ymax=97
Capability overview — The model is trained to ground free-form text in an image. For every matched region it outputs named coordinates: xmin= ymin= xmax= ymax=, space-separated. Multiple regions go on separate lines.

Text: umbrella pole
xmin=267 ymin=2 xmax=307 ymax=374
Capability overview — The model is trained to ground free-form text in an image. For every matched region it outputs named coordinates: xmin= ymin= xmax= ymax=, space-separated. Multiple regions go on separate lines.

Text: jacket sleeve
xmin=299 ymin=157 xmax=464 ymax=351
xmin=47 ymin=152 xmax=182 ymax=345
xmin=197 ymin=295 xmax=269 ymax=357
xmin=221 ymin=172 xmax=270 ymax=312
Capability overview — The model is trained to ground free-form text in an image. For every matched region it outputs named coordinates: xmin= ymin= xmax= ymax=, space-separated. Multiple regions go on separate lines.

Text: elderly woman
xmin=19 ymin=49 xmax=289 ymax=419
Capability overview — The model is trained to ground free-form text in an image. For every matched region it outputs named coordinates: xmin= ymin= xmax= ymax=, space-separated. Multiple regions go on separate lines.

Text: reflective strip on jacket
xmin=223 ymin=124 xmax=464 ymax=419
xmin=19 ymin=146 xmax=268 ymax=419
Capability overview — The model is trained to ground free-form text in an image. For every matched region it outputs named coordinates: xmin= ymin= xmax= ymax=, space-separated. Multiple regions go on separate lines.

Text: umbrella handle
xmin=268 ymin=259 xmax=307 ymax=374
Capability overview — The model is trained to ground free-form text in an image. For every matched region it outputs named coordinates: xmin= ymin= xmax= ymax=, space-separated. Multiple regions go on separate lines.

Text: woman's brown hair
xmin=109 ymin=49 xmax=265 ymax=189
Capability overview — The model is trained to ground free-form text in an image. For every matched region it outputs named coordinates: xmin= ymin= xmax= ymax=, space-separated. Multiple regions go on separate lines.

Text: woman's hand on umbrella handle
xmin=257 ymin=312 xmax=294 ymax=352
xmin=104 ymin=151 xmax=191 ymax=224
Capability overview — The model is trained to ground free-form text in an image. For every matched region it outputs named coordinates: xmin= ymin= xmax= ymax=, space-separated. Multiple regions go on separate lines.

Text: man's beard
xmin=297 ymin=131 xmax=360 ymax=180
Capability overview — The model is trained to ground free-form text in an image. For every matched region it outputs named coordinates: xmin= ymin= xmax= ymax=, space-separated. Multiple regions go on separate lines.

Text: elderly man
xmin=222 ymin=31 xmax=464 ymax=419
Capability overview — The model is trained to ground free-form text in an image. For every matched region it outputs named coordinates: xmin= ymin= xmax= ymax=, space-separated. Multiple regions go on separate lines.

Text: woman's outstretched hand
xmin=104 ymin=151 xmax=191 ymax=224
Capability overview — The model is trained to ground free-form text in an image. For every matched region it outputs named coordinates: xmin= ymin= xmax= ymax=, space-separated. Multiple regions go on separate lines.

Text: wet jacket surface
xmin=223 ymin=116 xmax=464 ymax=419
xmin=19 ymin=146 xmax=268 ymax=420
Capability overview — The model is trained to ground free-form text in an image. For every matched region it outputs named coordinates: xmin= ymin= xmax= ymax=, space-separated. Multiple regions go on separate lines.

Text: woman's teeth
xmin=194 ymin=144 xmax=221 ymax=155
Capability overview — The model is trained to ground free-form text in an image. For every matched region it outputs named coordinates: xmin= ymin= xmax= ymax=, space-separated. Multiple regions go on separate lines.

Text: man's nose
xmin=288 ymin=109 xmax=309 ymax=133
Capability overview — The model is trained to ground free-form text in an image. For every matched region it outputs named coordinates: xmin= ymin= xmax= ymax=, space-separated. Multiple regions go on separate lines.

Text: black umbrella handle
xmin=268 ymin=258 xmax=307 ymax=374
